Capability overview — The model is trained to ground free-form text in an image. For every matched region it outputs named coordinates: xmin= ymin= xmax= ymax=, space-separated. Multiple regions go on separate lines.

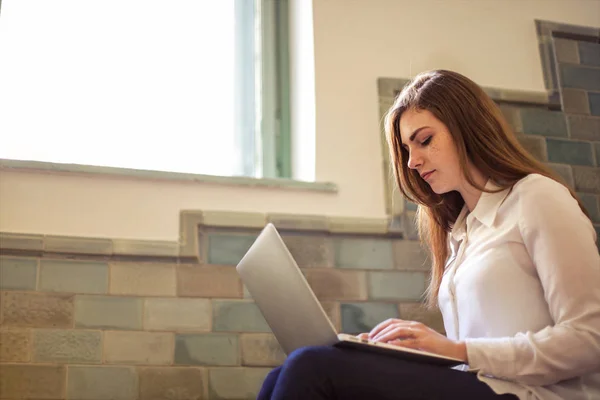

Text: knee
xmin=283 ymin=345 xmax=336 ymax=373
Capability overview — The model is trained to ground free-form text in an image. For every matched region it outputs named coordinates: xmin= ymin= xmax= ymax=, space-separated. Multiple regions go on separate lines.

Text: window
xmin=0 ymin=0 xmax=291 ymax=179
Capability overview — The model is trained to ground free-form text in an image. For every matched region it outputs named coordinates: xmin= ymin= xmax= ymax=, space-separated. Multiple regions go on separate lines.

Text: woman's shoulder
xmin=508 ymin=173 xmax=586 ymax=228
xmin=511 ymin=173 xmax=571 ymax=200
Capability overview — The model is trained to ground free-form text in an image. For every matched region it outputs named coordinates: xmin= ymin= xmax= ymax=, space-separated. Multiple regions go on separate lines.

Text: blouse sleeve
xmin=465 ymin=176 xmax=600 ymax=386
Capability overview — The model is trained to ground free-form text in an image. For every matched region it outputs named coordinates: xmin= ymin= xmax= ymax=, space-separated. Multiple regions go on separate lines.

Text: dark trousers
xmin=257 ymin=346 xmax=519 ymax=400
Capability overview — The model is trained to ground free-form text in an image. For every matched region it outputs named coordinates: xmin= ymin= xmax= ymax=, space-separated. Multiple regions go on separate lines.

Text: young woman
xmin=257 ymin=70 xmax=600 ymax=400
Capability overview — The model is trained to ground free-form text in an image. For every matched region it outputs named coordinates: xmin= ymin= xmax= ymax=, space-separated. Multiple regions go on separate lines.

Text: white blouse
xmin=438 ymin=173 xmax=600 ymax=400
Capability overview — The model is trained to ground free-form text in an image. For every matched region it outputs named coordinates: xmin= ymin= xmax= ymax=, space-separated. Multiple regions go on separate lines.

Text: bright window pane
xmin=0 ymin=0 xmax=238 ymax=176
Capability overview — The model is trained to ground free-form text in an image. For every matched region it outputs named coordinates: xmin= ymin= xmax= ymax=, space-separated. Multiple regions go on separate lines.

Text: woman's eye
xmin=421 ymin=136 xmax=432 ymax=146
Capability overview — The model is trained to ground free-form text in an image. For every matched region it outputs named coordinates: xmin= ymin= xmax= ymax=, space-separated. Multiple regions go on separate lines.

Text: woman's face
xmin=399 ymin=108 xmax=463 ymax=195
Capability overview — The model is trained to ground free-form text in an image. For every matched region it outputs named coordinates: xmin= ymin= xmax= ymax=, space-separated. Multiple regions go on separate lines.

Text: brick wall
xmin=0 ymin=213 xmax=439 ymax=400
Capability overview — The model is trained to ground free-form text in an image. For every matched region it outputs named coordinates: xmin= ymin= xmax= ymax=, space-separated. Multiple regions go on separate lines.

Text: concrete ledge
xmin=0 ymin=210 xmax=409 ymax=260
xmin=377 ymin=77 xmax=551 ymax=106
xmin=0 ymin=159 xmax=338 ymax=193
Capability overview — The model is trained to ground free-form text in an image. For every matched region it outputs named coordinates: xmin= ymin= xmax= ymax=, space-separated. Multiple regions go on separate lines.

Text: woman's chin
xmin=429 ymin=183 xmax=449 ymax=195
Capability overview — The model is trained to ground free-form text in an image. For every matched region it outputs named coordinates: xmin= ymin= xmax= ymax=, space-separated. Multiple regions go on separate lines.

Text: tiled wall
xmin=0 ymin=213 xmax=439 ymax=400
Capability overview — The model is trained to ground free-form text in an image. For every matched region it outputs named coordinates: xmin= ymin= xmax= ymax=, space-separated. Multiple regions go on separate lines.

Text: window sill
xmin=0 ymin=159 xmax=338 ymax=193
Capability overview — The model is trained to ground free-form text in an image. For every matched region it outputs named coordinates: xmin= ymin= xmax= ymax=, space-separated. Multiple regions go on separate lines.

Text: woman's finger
xmin=374 ymin=326 xmax=419 ymax=343
xmin=372 ymin=320 xmax=417 ymax=341
xmin=368 ymin=318 xmax=402 ymax=339
xmin=371 ymin=322 xmax=404 ymax=341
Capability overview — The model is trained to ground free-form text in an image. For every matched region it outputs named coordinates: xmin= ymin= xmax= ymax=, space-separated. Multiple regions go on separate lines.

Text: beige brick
xmin=0 ymin=328 xmax=31 ymax=362
xmin=68 ymin=366 xmax=137 ymax=400
xmin=209 ymin=367 xmax=271 ymax=400
xmin=33 ymin=329 xmax=102 ymax=363
xmin=241 ymin=334 xmax=286 ymax=367
xmin=303 ymin=269 xmax=367 ymax=300
xmin=177 ymin=264 xmax=242 ymax=298
xmin=281 ymin=234 xmax=334 ymax=268
xmin=110 ymin=262 xmax=176 ymax=296
xmin=139 ymin=367 xmax=206 ymax=400
xmin=562 ymin=88 xmax=590 ymax=114
xmin=574 ymin=166 xmax=600 ymax=193
xmin=393 ymin=240 xmax=429 ymax=270
xmin=399 ymin=303 xmax=446 ymax=333
xmin=104 ymin=331 xmax=173 ymax=365
xmin=0 ymin=365 xmax=65 ymax=399
xmin=144 ymin=298 xmax=211 ymax=331
xmin=517 ymin=134 xmax=548 ymax=162
xmin=321 ymin=301 xmax=341 ymax=331
xmin=1 ymin=291 xmax=74 ymax=328
xmin=554 ymin=38 xmax=579 ymax=64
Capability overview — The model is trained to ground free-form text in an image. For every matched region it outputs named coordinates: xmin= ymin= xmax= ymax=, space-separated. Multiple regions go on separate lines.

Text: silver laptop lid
xmin=236 ymin=223 xmax=339 ymax=355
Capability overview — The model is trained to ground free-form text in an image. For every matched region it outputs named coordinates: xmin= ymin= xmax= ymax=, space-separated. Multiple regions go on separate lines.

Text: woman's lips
xmin=422 ymin=170 xmax=435 ymax=181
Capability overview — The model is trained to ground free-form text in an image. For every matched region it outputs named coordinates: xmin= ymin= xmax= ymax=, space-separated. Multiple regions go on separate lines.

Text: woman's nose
xmin=407 ymin=151 xmax=422 ymax=170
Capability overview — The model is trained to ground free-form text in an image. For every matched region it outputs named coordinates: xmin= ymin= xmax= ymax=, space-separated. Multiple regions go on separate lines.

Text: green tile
xmin=40 ymin=260 xmax=108 ymax=294
xmin=578 ymin=41 xmax=600 ymax=67
xmin=208 ymin=234 xmax=257 ymax=265
xmin=560 ymin=64 xmax=600 ymax=91
xmin=175 ymin=333 xmax=239 ymax=366
xmin=368 ymin=271 xmax=426 ymax=301
xmin=0 ymin=257 xmax=37 ymax=290
xmin=568 ymin=115 xmax=600 ymax=141
xmin=547 ymin=139 xmax=593 ymax=166
xmin=520 ymin=108 xmax=568 ymax=137
xmin=75 ymin=296 xmax=143 ymax=330
xmin=213 ymin=301 xmax=270 ymax=333
xmin=341 ymin=303 xmax=399 ymax=335
xmin=589 ymin=93 xmax=600 ymax=117
xmin=334 ymin=237 xmax=394 ymax=270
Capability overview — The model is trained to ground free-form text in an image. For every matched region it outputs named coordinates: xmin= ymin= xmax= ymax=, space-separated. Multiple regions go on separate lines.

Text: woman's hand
xmin=359 ymin=319 xmax=468 ymax=362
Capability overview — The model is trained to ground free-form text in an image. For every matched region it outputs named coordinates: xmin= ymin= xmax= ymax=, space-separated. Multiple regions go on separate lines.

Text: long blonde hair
xmin=384 ymin=69 xmax=588 ymax=308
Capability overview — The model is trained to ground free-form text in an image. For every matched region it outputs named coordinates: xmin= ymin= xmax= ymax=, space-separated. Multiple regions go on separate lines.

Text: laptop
xmin=236 ymin=223 xmax=463 ymax=367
